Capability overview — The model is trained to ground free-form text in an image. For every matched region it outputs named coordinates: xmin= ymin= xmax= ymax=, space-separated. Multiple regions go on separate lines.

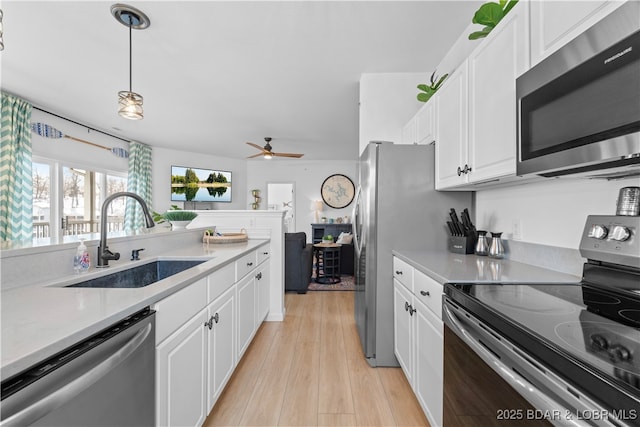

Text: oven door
xmin=443 ymin=298 xmax=618 ymax=426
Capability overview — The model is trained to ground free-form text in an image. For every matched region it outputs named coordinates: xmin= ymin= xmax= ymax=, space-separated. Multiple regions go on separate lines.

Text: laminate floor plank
xmin=204 ymin=291 xmax=427 ymax=427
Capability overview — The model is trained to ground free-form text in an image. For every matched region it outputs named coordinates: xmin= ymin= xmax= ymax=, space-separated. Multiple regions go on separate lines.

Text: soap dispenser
xmin=73 ymin=239 xmax=91 ymax=273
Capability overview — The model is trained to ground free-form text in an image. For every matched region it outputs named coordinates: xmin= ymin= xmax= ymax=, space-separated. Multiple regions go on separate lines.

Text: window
xmin=32 ymin=158 xmax=127 ymax=239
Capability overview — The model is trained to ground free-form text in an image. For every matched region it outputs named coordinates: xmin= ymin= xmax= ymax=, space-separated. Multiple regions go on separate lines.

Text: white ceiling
xmin=1 ymin=1 xmax=481 ymax=161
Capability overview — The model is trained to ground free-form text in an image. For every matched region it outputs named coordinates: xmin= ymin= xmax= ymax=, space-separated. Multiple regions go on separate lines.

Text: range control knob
xmin=588 ymin=224 xmax=608 ymax=240
xmin=608 ymin=344 xmax=632 ymax=363
xmin=609 ymin=225 xmax=631 ymax=242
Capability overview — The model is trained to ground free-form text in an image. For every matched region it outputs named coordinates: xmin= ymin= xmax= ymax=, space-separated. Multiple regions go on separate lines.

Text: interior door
xmin=267 ymin=182 xmax=295 ymax=232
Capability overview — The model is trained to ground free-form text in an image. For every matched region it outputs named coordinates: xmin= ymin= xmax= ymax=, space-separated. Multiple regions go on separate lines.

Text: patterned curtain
xmin=0 ymin=92 xmax=33 ymax=241
xmin=124 ymin=141 xmax=152 ymax=231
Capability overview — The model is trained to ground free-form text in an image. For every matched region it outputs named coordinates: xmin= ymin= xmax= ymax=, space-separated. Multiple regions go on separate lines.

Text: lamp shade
xmin=314 ymin=200 xmax=324 ymax=211
xmin=118 ymin=91 xmax=144 ymax=120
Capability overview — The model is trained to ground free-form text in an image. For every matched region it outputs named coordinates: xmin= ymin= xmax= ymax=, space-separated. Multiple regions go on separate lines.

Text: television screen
xmin=171 ymin=166 xmax=232 ymax=202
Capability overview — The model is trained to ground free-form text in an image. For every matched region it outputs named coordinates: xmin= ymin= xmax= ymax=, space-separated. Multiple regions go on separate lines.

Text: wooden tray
xmin=203 ymin=229 xmax=248 ymax=244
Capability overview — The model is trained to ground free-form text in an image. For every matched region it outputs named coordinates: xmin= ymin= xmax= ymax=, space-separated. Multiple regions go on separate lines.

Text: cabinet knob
xmin=409 ymin=306 xmax=416 ymax=316
xmin=263 ymin=252 xmax=269 ymax=255
xmin=420 ymin=290 xmax=430 ymax=297
xmin=457 ymin=166 xmax=463 ymax=176
xmin=395 ymin=270 xmax=403 ymax=275
xmin=404 ymin=301 xmax=410 ymax=312
xmin=204 ymin=316 xmax=214 ymax=330
xmin=463 ymin=164 xmax=472 ymax=174
xmin=213 ymin=313 xmax=219 ymax=324
xmin=247 ymin=262 xmax=253 ymax=267
xmin=255 ymin=272 xmax=262 ymax=280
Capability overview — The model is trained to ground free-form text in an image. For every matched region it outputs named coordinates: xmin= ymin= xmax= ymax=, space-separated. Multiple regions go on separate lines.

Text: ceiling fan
xmin=246 ymin=137 xmax=304 ymax=159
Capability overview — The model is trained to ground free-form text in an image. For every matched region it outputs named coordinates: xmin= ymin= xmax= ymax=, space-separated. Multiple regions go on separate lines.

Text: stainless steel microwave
xmin=517 ymin=1 xmax=640 ymax=179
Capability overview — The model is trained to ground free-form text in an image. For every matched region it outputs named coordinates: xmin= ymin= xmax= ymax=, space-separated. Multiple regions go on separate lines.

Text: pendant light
xmin=111 ymin=4 xmax=150 ymax=120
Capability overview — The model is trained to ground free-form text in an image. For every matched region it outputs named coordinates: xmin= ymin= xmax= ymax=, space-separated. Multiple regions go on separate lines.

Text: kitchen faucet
xmin=97 ymin=192 xmax=155 ymax=268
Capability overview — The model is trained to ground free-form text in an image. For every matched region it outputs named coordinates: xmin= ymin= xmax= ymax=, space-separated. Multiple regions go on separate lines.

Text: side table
xmin=313 ymin=243 xmax=341 ymax=284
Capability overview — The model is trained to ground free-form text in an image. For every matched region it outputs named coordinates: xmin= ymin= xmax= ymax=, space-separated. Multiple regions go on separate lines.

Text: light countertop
xmin=392 ymin=250 xmax=582 ymax=285
xmin=1 ymin=239 xmax=268 ymax=380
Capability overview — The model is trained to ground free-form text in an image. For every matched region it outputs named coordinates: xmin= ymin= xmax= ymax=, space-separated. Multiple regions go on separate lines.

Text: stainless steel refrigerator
xmin=352 ymin=141 xmax=472 ymax=367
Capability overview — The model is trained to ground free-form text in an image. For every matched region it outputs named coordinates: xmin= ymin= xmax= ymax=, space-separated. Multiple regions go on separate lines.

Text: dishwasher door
xmin=1 ymin=308 xmax=155 ymax=427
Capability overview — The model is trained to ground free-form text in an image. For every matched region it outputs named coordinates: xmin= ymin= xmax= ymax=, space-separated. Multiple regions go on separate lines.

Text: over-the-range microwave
xmin=517 ymin=1 xmax=640 ymax=180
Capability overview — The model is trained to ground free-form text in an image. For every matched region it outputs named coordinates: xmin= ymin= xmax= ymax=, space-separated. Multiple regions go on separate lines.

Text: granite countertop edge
xmin=1 ymin=239 xmax=269 ymax=380
xmin=392 ymin=249 xmax=582 ymax=285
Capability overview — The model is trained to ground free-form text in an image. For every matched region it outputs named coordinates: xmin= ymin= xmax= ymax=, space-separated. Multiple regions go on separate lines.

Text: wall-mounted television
xmin=171 ymin=165 xmax=232 ymax=203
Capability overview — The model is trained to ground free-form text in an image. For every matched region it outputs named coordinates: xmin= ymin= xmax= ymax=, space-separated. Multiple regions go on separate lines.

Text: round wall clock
xmin=321 ymin=174 xmax=355 ymax=209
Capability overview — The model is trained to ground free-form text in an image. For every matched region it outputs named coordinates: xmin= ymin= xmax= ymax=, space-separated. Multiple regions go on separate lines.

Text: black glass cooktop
xmin=445 ymin=279 xmax=640 ymax=421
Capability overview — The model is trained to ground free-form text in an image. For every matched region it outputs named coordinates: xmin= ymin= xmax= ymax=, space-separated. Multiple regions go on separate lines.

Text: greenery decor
xmin=468 ymin=0 xmax=519 ymax=40
xmin=417 ymin=71 xmax=448 ymax=103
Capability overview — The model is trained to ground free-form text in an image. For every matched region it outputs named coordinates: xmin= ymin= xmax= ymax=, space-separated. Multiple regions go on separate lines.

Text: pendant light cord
xmin=128 ymin=20 xmax=133 ymax=93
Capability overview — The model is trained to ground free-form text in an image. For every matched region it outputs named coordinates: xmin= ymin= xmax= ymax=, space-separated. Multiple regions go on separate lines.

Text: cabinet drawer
xmin=257 ymin=245 xmax=270 ymax=265
xmin=154 ymin=278 xmax=208 ymax=344
xmin=393 ymin=257 xmax=414 ymax=292
xmin=208 ymin=262 xmax=235 ymax=303
xmin=414 ymin=270 xmax=442 ymax=320
xmin=236 ymin=250 xmax=257 ymax=280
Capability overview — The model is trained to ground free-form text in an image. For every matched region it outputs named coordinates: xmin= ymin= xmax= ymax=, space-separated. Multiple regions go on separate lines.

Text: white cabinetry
xmin=206 ymin=286 xmax=236 ymax=410
xmin=435 ymin=61 xmax=468 ymax=189
xmin=401 ymin=101 xmax=436 ymax=146
xmin=393 ymin=256 xmax=443 ymax=427
xmin=530 ymin=1 xmax=625 ymax=67
xmin=435 ymin=2 xmax=528 ymax=190
xmin=155 ymin=243 xmax=270 ymax=427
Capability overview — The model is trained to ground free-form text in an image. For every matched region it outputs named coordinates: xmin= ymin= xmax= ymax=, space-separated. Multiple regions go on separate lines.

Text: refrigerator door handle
xmin=352 ymin=185 xmax=364 ymax=254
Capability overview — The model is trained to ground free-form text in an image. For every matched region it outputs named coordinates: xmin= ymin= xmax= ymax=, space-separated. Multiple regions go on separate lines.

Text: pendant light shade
xmin=118 ymin=91 xmax=144 ymax=120
xmin=111 ymin=4 xmax=150 ymax=120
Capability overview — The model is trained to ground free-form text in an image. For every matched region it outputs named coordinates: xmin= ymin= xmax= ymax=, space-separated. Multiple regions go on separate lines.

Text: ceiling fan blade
xmin=273 ymin=152 xmax=304 ymax=158
xmin=247 ymin=153 xmax=264 ymax=159
xmin=246 ymin=142 xmax=265 ymax=151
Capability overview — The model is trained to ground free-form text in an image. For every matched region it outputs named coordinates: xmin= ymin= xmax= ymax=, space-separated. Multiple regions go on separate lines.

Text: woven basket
xmin=203 ymin=229 xmax=248 ymax=244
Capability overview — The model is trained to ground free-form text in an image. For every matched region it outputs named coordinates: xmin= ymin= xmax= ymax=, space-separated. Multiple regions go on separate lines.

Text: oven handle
xmin=442 ymin=301 xmax=591 ymax=427
xmin=1 ymin=322 xmax=152 ymax=427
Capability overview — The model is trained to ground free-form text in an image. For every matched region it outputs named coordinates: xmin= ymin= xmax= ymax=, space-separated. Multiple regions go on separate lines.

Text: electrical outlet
xmin=512 ymin=220 xmax=522 ymax=240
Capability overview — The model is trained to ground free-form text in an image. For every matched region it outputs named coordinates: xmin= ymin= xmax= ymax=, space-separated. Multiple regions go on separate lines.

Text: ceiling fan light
xmin=118 ymin=91 xmax=143 ymax=120
xmin=263 ymin=152 xmax=273 ymax=160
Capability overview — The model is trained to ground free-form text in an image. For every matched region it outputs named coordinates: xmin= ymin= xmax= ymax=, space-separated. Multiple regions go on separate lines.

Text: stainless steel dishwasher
xmin=1 ymin=307 xmax=155 ymax=426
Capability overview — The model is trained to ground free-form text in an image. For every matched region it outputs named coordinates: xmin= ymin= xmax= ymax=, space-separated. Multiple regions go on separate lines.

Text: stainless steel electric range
xmin=443 ymin=215 xmax=640 ymax=427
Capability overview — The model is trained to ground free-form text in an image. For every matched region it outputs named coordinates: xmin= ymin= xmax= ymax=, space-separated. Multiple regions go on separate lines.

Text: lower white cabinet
xmin=155 ymin=243 xmax=270 ymax=427
xmin=157 ymin=307 xmax=209 ymax=427
xmin=237 ymin=273 xmax=256 ymax=359
xmin=206 ymin=286 xmax=236 ymax=411
xmin=393 ymin=256 xmax=443 ymax=427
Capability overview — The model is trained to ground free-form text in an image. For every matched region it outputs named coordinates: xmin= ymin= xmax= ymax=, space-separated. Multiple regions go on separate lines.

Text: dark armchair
xmin=285 ymin=232 xmax=313 ymax=294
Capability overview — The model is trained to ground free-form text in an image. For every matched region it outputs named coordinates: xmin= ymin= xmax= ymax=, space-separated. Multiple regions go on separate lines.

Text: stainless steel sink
xmin=67 ymin=260 xmax=206 ymax=288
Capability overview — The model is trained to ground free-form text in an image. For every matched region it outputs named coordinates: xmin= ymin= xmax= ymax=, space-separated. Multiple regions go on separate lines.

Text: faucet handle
xmin=131 ymin=248 xmax=145 ymax=261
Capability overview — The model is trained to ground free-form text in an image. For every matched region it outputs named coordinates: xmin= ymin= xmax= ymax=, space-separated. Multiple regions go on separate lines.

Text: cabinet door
xmin=237 ymin=274 xmax=256 ymax=358
xmin=401 ymin=117 xmax=417 ymax=145
xmin=468 ymin=2 xmax=528 ymax=183
xmin=393 ymin=279 xmax=414 ymax=385
xmin=207 ymin=286 xmax=236 ymax=411
xmin=157 ymin=308 xmax=208 ymax=427
xmin=414 ymin=299 xmax=443 ymax=427
xmin=416 ymin=101 xmax=435 ymax=145
xmin=435 ymin=61 xmax=468 ymax=190
xmin=530 ymin=0 xmax=622 ymax=67
xmin=255 ymin=263 xmax=270 ymax=324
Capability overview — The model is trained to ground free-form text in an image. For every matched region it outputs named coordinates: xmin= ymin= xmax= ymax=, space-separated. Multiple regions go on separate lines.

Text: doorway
xmin=267 ymin=182 xmax=295 ymax=232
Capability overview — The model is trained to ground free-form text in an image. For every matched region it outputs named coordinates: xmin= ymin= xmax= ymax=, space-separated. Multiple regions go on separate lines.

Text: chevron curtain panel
xmin=0 ymin=92 xmax=33 ymax=242
xmin=124 ymin=141 xmax=152 ymax=231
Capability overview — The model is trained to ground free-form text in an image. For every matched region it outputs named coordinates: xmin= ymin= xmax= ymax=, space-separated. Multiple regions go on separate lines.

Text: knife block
xmin=448 ymin=235 xmax=476 ymax=254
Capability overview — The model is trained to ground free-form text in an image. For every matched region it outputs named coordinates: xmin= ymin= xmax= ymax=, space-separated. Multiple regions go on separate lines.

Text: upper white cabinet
xmin=530 ymin=0 xmax=626 ymax=67
xmin=401 ymin=100 xmax=436 ymax=146
xmin=468 ymin=2 xmax=529 ymax=183
xmin=435 ymin=61 xmax=469 ymax=189
xmin=435 ymin=1 xmax=529 ymax=189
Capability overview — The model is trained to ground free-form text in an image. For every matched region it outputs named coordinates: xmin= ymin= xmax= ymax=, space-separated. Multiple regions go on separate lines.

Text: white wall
xmin=475 ymin=177 xmax=640 ymax=249
xmin=359 ymin=73 xmax=426 ymax=155
xmin=152 ymin=146 xmax=248 ymax=212
xmin=247 ymin=159 xmax=358 ymax=241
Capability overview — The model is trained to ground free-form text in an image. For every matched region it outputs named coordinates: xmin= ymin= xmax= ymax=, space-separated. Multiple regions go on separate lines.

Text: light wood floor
xmin=204 ymin=291 xmax=429 ymax=427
